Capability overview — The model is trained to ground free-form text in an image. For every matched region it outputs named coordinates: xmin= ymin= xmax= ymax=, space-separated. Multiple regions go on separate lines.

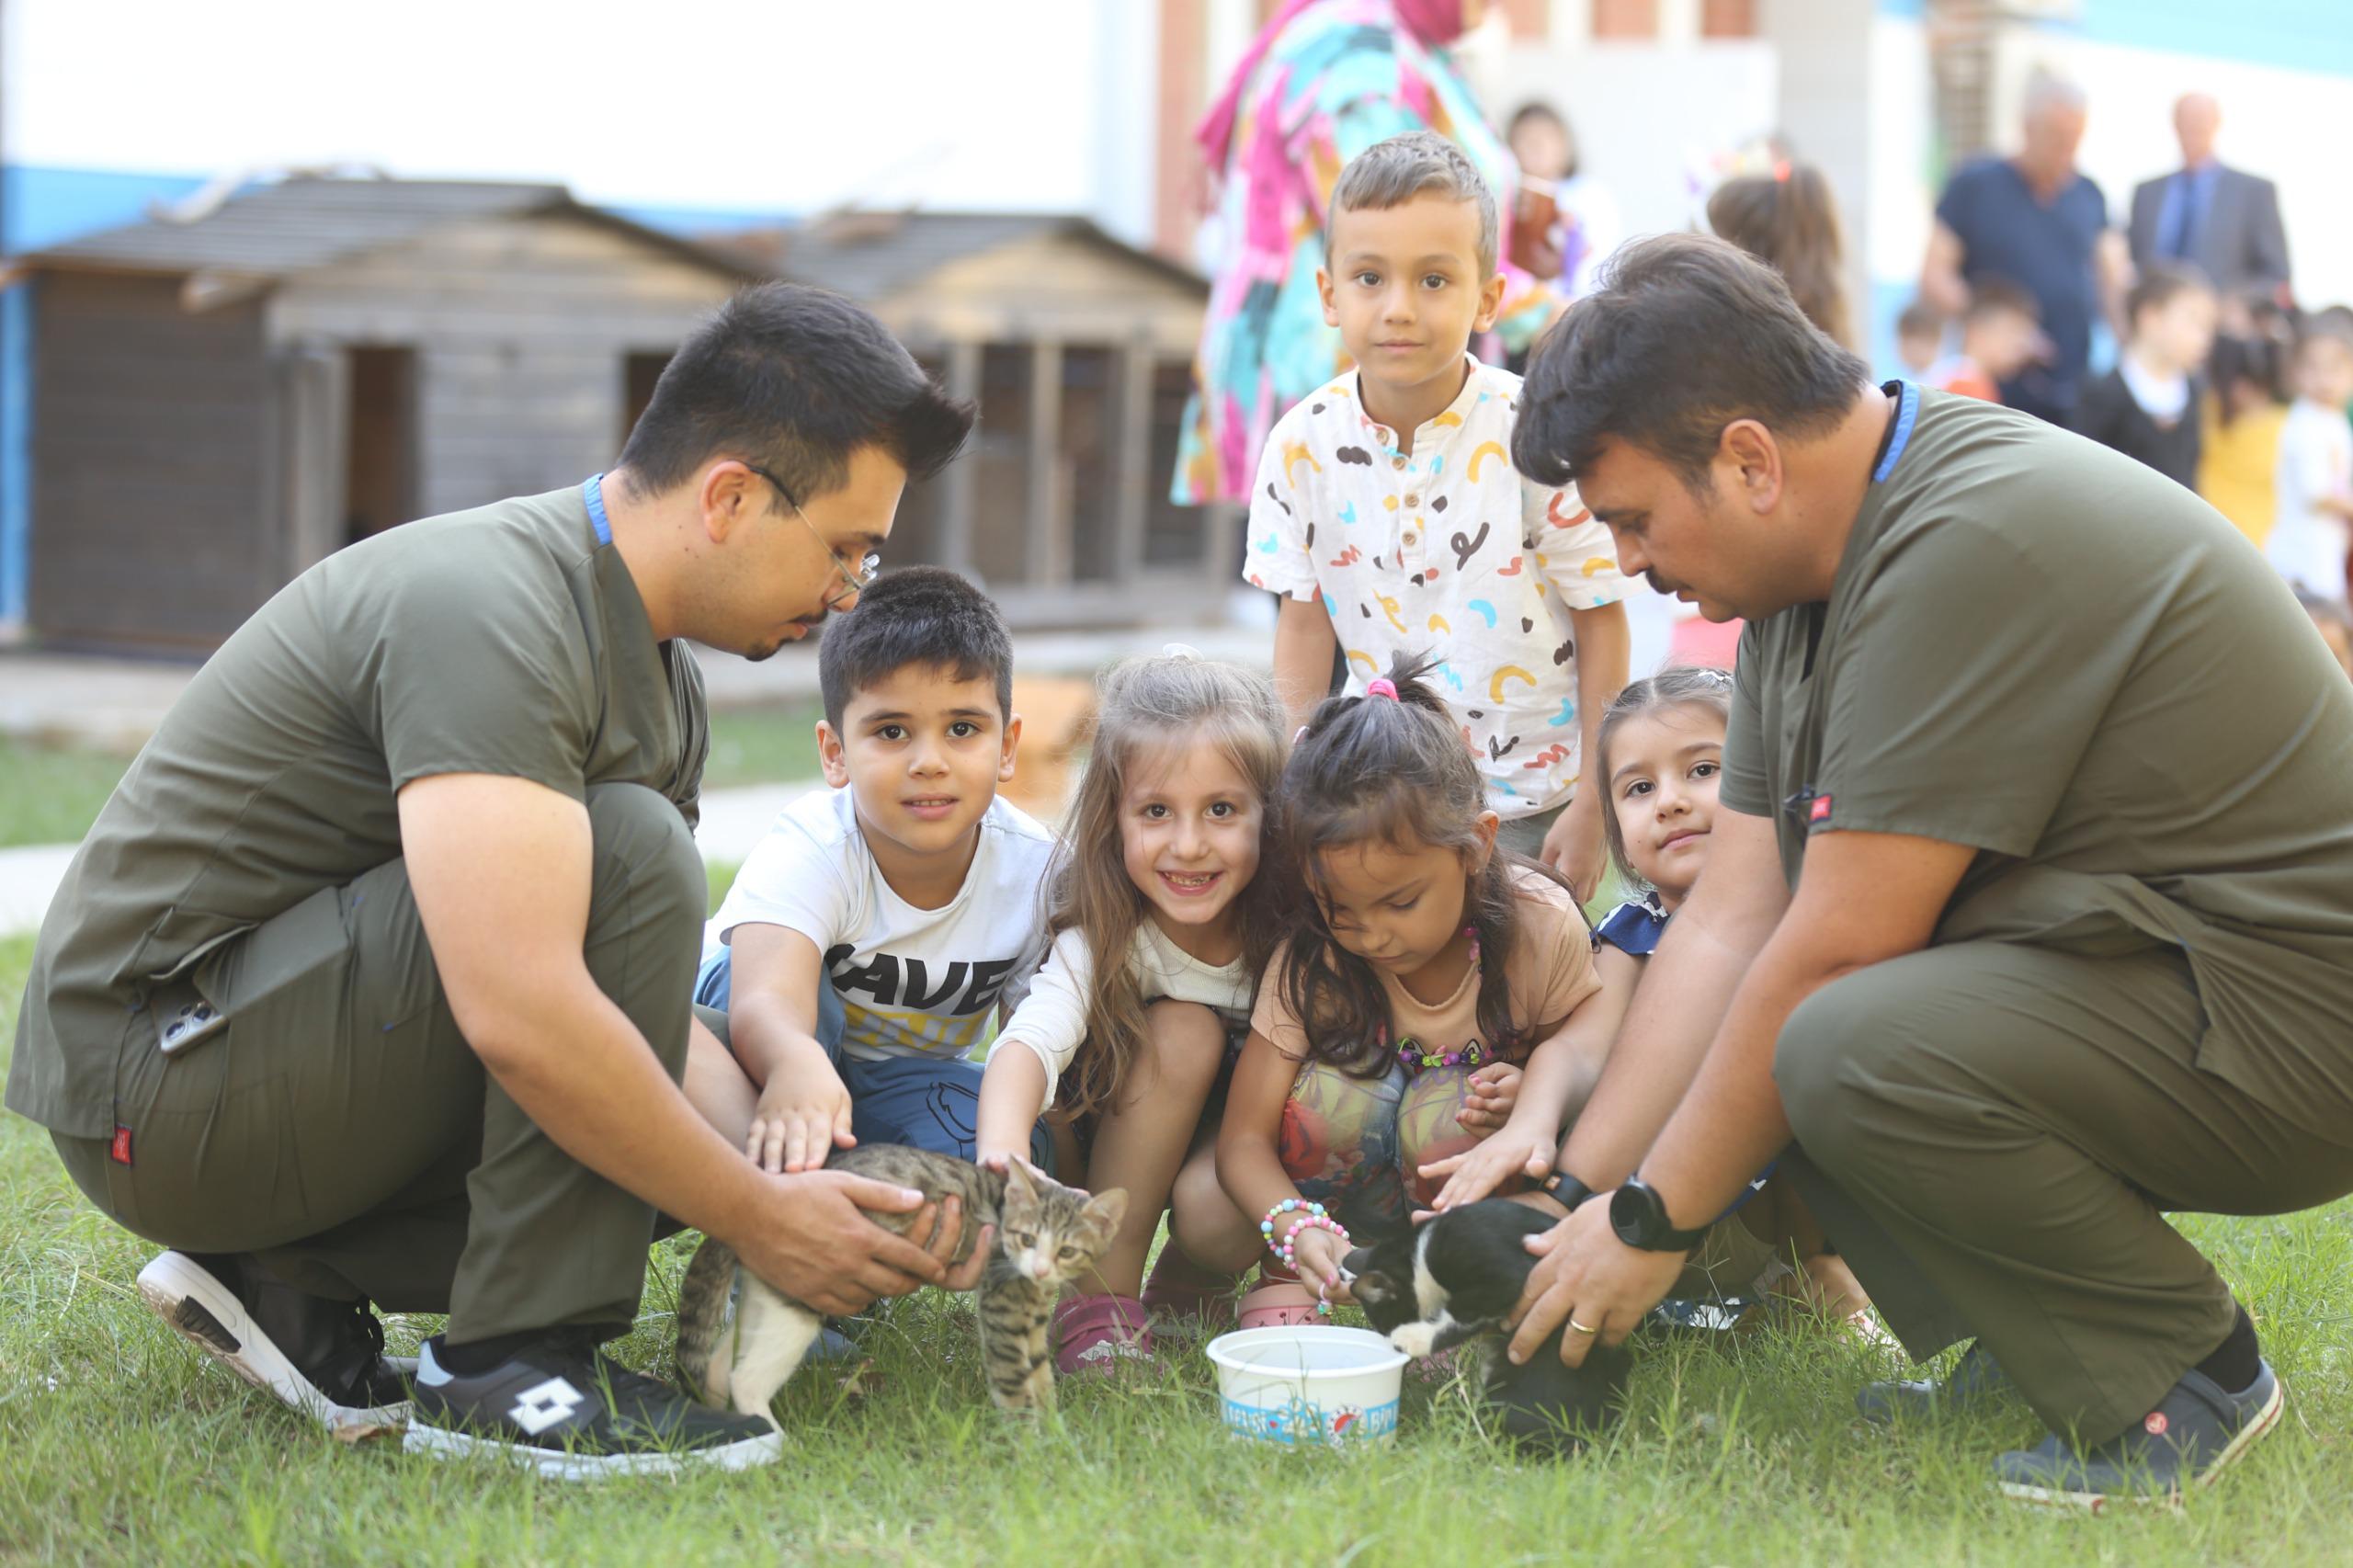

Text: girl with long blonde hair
xmin=974 ymin=652 xmax=1289 ymax=1372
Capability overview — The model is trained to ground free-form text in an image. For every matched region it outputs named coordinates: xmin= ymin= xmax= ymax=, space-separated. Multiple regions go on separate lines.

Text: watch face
xmin=1608 ymin=1181 xmax=1656 ymax=1248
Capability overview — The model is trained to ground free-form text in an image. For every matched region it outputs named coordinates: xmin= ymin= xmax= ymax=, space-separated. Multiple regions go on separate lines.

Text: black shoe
xmin=404 ymin=1331 xmax=779 ymax=1480
xmin=1995 ymin=1360 xmax=2284 ymax=1510
xmin=1856 ymin=1340 xmax=2017 ymax=1425
xmin=137 ymin=1249 xmax=412 ymax=1435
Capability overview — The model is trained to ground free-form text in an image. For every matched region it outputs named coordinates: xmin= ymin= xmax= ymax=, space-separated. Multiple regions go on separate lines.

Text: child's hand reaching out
xmin=1417 ymin=1127 xmax=1553 ymax=1215
xmin=1459 ymin=1061 xmax=1522 ymax=1131
xmin=749 ymin=1062 xmax=857 ymax=1175
xmin=1285 ymin=1221 xmax=1354 ymax=1305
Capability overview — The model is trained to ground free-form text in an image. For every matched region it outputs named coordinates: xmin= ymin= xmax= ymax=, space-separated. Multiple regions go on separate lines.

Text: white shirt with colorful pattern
xmin=1245 ymin=358 xmax=1628 ymax=819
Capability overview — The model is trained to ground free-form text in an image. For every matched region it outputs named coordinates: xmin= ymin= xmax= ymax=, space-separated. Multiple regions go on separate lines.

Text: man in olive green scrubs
xmin=1501 ymin=235 xmax=2353 ymax=1506
xmin=9 ymin=285 xmax=986 ymax=1478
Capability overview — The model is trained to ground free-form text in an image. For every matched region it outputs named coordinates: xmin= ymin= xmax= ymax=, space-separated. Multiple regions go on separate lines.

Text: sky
xmin=3 ymin=0 xmax=1152 ymax=231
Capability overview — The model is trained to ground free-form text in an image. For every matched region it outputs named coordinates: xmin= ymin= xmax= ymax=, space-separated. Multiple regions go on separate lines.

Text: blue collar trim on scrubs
xmin=584 ymin=472 xmax=614 ymax=545
xmin=1872 ymin=381 xmax=1920 ymax=484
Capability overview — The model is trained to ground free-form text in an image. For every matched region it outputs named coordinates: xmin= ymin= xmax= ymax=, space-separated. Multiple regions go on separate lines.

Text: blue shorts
xmin=695 ymin=948 xmax=1051 ymax=1167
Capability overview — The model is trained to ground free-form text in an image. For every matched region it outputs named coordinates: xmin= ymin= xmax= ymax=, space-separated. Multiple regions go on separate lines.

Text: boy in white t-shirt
xmin=691 ymin=567 xmax=1055 ymax=1169
xmin=1246 ymin=131 xmax=1631 ymax=897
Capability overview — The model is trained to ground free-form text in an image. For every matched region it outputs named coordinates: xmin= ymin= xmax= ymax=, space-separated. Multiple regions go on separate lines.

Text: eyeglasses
xmin=745 ymin=462 xmax=881 ymax=612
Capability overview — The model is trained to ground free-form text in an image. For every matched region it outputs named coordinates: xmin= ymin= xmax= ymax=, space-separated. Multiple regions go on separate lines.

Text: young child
xmin=1246 ymin=130 xmax=1631 ymax=898
xmin=1707 ymin=162 xmax=1854 ymax=348
xmin=971 ymin=653 xmax=1290 ymax=1371
xmin=1445 ymin=668 xmax=1871 ymax=1324
xmin=2200 ymin=315 xmax=2290 ymax=548
xmin=688 ymin=566 xmax=1055 ymax=1170
xmin=1895 ymin=299 xmax=1945 ymax=379
xmin=2267 ymin=325 xmax=2353 ymax=602
xmin=1930 ymin=278 xmax=2041 ymax=403
xmin=1211 ymin=654 xmax=1620 ymax=1330
xmin=2075 ymin=262 xmax=2218 ymax=490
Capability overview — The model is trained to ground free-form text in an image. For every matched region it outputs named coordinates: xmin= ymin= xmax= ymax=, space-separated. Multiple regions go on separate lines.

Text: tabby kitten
xmin=1343 ymin=1199 xmax=1630 ymax=1453
xmin=674 ymin=1145 xmax=1127 ymax=1426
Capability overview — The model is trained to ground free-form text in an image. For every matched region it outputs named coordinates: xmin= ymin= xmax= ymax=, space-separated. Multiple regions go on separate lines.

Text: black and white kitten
xmin=1343 ymin=1199 xmax=1630 ymax=1452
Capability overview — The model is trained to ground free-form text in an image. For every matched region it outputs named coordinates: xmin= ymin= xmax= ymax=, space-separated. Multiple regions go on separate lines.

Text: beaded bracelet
xmin=1259 ymin=1197 xmax=1324 ymax=1258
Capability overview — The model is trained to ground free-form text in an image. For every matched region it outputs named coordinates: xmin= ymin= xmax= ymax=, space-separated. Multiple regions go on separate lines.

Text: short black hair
xmin=618 ymin=283 xmax=974 ymax=503
xmin=1965 ymin=276 xmax=2040 ymax=325
xmin=2126 ymin=260 xmax=2213 ymax=328
xmin=1514 ymin=233 xmax=1870 ymax=491
xmin=817 ymin=565 xmax=1014 ymax=730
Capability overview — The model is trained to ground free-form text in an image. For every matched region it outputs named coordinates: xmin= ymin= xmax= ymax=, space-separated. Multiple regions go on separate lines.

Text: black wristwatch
xmin=1609 ymin=1175 xmax=1709 ymax=1253
xmin=1538 ymin=1165 xmax=1597 ymax=1211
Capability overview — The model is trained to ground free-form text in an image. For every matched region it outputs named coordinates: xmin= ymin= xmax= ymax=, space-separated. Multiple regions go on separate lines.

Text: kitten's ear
xmin=1341 ymin=1245 xmax=1375 ymax=1280
xmin=1004 ymin=1159 xmax=1039 ymax=1197
xmin=1086 ymin=1186 xmax=1130 ymax=1233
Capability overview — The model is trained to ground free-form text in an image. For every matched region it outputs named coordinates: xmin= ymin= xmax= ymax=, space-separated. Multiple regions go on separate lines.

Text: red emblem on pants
xmin=109 ymin=1126 xmax=133 ymax=1165
xmin=1809 ymin=794 xmax=1834 ymax=824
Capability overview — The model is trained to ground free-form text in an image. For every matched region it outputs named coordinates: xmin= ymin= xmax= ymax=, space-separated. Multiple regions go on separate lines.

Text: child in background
xmin=688 ymin=567 xmax=1054 ymax=1170
xmin=1931 ymin=278 xmax=2042 ymax=403
xmin=1248 ymin=131 xmax=1631 ymax=899
xmin=2267 ymin=325 xmax=2353 ymax=602
xmin=2200 ymin=313 xmax=2290 ymax=548
xmin=1895 ymin=300 xmax=1945 ymax=379
xmin=1212 ymin=655 xmax=1620 ymax=1330
xmin=1504 ymin=99 xmax=1620 ymax=304
xmin=972 ymin=653 xmax=1290 ymax=1371
xmin=2075 ymin=263 xmax=2218 ymax=490
xmin=1707 ymin=163 xmax=1855 ymax=348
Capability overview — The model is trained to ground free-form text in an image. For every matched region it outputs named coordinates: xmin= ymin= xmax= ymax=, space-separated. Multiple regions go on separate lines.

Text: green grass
xmin=2 ymin=933 xmax=2351 ymax=1563
xmin=703 ymin=700 xmax=827 ymax=791
xmin=0 ymin=735 xmax=137 ymax=849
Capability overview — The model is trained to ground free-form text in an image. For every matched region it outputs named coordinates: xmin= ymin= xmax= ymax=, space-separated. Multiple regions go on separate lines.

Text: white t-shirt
xmin=1243 ymin=357 xmax=1628 ymax=820
xmin=2268 ymin=398 xmax=2353 ymax=601
xmin=706 ymin=787 xmax=1057 ymax=1062
xmin=995 ymin=919 xmax=1256 ymax=1114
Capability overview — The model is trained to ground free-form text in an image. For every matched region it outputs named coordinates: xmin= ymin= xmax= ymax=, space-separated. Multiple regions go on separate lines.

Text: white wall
xmin=5 ymin=0 xmax=1129 ymax=224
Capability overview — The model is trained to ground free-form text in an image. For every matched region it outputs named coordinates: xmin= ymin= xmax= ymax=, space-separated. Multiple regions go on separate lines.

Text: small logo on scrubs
xmin=1808 ymin=794 xmax=1834 ymax=824
xmin=2144 ymin=1411 xmax=2170 ymax=1436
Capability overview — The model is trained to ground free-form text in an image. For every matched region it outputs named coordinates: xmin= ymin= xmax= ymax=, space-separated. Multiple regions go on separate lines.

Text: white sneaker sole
xmin=1997 ymin=1374 xmax=2286 ymax=1513
xmin=401 ymin=1420 xmax=782 ymax=1481
xmin=137 ymin=1251 xmax=411 ymax=1438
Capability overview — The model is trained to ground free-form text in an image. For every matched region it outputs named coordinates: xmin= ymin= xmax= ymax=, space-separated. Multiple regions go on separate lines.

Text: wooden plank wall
xmin=29 ymin=273 xmax=272 ymax=647
xmin=268 ymin=213 xmax=740 ymax=520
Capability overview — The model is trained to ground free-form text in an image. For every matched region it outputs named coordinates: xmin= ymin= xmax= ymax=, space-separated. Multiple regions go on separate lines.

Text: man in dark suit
xmin=2129 ymin=94 xmax=2291 ymax=316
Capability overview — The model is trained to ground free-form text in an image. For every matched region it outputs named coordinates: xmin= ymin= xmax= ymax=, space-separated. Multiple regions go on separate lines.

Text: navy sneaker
xmin=138 ymin=1250 xmax=412 ymax=1436
xmin=1856 ymin=1340 xmax=2016 ymax=1425
xmin=404 ymin=1332 xmax=779 ymax=1481
xmin=1995 ymin=1360 xmax=2284 ymax=1510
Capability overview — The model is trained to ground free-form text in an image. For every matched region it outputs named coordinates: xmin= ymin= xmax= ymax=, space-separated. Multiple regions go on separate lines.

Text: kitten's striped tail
xmin=673 ymin=1235 xmax=740 ymax=1408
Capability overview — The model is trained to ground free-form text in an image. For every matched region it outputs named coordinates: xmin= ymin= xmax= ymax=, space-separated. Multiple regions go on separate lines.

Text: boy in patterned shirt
xmin=1246 ymin=131 xmax=1630 ymax=896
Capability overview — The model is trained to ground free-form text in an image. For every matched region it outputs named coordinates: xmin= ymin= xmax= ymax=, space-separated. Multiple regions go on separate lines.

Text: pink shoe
xmin=1141 ymin=1247 xmax=1243 ymax=1337
xmin=1052 ymin=1293 xmax=1155 ymax=1377
xmin=1235 ymin=1266 xmax=1324 ymax=1331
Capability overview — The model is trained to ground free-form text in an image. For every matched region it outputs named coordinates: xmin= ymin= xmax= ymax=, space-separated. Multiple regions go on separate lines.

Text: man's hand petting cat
xmin=1286 ymin=1222 xmax=1354 ymax=1302
xmin=1504 ymin=1195 xmax=1686 ymax=1368
xmin=748 ymin=1063 xmax=857 ymax=1175
xmin=737 ymin=1175 xmax=988 ymax=1315
xmin=1416 ymin=1124 xmax=1552 ymax=1215
xmin=1458 ymin=1061 xmax=1523 ymax=1131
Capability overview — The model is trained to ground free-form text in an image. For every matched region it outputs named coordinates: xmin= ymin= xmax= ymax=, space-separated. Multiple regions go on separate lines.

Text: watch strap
xmin=1539 ymin=1166 xmax=1596 ymax=1211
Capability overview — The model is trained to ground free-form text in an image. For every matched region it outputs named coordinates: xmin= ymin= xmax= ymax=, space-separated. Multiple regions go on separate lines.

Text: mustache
xmin=1644 ymin=568 xmax=1680 ymax=597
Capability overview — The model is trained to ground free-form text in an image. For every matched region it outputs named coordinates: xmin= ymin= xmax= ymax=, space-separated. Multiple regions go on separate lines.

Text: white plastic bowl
xmin=1205 ymin=1324 xmax=1408 ymax=1446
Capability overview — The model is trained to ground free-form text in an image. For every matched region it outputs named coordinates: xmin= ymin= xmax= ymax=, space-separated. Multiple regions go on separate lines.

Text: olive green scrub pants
xmin=51 ymin=783 xmax=703 ymax=1346
xmin=1772 ymin=937 xmax=2353 ymax=1442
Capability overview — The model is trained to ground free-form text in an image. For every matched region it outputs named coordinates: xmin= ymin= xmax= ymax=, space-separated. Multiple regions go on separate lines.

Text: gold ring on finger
xmin=1567 ymin=1318 xmax=1599 ymax=1335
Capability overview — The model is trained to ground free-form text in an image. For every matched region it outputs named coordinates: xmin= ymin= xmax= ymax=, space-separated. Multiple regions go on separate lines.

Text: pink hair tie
xmin=1365 ymin=678 xmax=1400 ymax=701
